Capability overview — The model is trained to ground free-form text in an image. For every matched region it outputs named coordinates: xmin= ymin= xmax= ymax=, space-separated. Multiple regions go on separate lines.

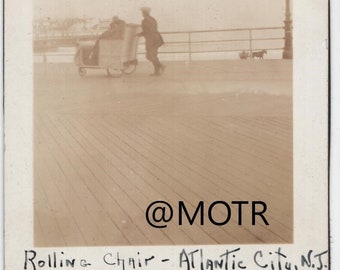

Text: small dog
xmin=252 ymin=49 xmax=267 ymax=59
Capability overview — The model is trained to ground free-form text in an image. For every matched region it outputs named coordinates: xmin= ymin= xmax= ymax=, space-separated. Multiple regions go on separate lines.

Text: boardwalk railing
xmin=34 ymin=26 xmax=285 ymax=61
xmin=158 ymin=27 xmax=284 ymax=60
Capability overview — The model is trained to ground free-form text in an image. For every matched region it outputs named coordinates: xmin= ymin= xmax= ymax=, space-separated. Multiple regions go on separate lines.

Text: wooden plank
xmin=34 ymin=61 xmax=293 ymax=246
xmin=54 ymin=116 xmax=175 ymax=245
xmin=39 ymin=116 xmax=149 ymax=245
xmin=65 ymin=116 xmax=220 ymax=244
xmin=99 ymin=114 xmax=292 ymax=241
xmin=78 ymin=115 xmax=288 ymax=243
xmin=115 ymin=115 xmax=292 ymax=203
xmin=35 ymin=129 xmax=86 ymax=246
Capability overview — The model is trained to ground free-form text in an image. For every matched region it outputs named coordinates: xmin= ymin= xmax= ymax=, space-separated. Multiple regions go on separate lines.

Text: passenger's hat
xmin=140 ymin=6 xmax=151 ymax=13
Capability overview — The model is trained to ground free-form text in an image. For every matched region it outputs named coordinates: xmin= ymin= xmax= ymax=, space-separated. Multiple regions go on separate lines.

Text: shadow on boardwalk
xmin=34 ymin=60 xmax=293 ymax=246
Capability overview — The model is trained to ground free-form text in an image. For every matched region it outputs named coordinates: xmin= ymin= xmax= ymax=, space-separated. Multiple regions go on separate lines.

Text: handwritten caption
xmin=24 ymin=247 xmax=328 ymax=270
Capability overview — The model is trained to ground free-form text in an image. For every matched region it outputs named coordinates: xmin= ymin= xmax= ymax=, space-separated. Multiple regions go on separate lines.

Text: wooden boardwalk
xmin=34 ymin=60 xmax=293 ymax=246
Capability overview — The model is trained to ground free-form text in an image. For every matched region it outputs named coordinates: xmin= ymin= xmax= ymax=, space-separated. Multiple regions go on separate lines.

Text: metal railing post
xmin=249 ymin=29 xmax=253 ymax=58
xmin=282 ymin=0 xmax=293 ymax=59
xmin=188 ymin=32 xmax=192 ymax=62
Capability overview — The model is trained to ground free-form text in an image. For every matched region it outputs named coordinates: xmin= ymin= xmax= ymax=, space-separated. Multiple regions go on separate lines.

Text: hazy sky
xmin=34 ymin=0 xmax=289 ymax=31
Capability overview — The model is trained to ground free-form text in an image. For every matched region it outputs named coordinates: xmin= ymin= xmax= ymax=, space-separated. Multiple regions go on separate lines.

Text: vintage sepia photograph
xmin=33 ymin=0 xmax=293 ymax=247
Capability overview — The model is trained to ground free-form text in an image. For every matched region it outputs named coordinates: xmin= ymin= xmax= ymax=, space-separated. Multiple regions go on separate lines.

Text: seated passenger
xmin=90 ymin=16 xmax=126 ymax=65
xmin=110 ymin=16 xmax=126 ymax=40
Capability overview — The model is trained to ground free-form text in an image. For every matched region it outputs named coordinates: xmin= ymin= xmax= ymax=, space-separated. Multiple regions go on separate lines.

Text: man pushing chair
xmin=137 ymin=7 xmax=166 ymax=76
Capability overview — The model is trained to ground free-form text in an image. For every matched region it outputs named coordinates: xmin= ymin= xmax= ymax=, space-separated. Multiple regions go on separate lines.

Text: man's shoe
xmin=160 ymin=64 xmax=166 ymax=73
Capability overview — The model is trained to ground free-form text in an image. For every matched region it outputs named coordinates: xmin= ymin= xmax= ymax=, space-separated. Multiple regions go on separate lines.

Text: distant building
xmin=96 ymin=19 xmax=111 ymax=31
xmin=33 ymin=17 xmax=114 ymax=39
